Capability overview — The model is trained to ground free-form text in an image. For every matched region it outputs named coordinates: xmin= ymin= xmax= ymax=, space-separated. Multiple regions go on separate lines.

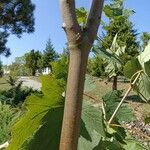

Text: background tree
xmin=9 ymin=56 xmax=30 ymax=76
xmin=0 ymin=0 xmax=35 ymax=56
xmin=59 ymin=0 xmax=104 ymax=149
xmin=25 ymin=50 xmax=42 ymax=76
xmin=42 ymin=38 xmax=59 ymax=69
xmin=93 ymin=0 xmax=139 ymax=90
xmin=141 ymin=32 xmax=150 ymax=49
xmin=100 ymin=0 xmax=139 ymax=62
xmin=87 ymin=56 xmax=105 ymax=77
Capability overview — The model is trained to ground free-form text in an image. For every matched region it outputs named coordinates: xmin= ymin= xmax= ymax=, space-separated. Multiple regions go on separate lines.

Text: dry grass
xmin=84 ymin=77 xmax=150 ymax=119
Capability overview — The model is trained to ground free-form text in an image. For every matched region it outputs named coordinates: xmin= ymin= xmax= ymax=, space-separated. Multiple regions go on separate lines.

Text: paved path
xmin=18 ymin=77 xmax=42 ymax=91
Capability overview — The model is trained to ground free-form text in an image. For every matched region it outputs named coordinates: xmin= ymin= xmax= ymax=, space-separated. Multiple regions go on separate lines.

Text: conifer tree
xmin=0 ymin=0 xmax=35 ymax=56
xmin=100 ymin=0 xmax=139 ymax=62
xmin=42 ymin=38 xmax=59 ymax=68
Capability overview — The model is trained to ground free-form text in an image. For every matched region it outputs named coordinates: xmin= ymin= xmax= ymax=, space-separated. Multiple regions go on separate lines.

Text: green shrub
xmin=51 ymin=55 xmax=68 ymax=81
xmin=87 ymin=56 xmax=106 ymax=77
xmin=0 ymin=102 xmax=16 ymax=144
xmin=0 ymin=76 xmax=42 ymax=106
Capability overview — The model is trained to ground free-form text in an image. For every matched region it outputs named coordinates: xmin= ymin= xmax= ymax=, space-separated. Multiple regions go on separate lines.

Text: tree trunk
xmin=113 ymin=75 xmax=117 ymax=90
xmin=60 ymin=44 xmax=89 ymax=150
xmin=31 ymin=69 xmax=36 ymax=76
xmin=59 ymin=0 xmax=104 ymax=149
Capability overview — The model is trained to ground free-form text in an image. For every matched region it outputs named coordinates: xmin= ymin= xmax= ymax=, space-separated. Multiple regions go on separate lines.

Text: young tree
xmin=42 ymin=38 xmax=59 ymax=68
xmin=101 ymin=0 xmax=139 ymax=62
xmin=25 ymin=50 xmax=42 ymax=76
xmin=0 ymin=0 xmax=35 ymax=56
xmin=95 ymin=0 xmax=139 ymax=90
xmin=59 ymin=0 xmax=104 ymax=149
xmin=9 ymin=56 xmax=30 ymax=76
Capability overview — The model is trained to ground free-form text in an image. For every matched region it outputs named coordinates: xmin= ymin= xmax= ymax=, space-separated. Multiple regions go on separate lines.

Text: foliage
xmin=0 ymin=102 xmax=16 ymax=144
xmin=0 ymin=76 xmax=38 ymax=105
xmin=124 ymin=42 xmax=150 ymax=101
xmin=9 ymin=56 xmax=30 ymax=76
xmin=25 ymin=50 xmax=42 ymax=76
xmin=6 ymin=74 xmax=148 ymax=150
xmin=101 ymin=90 xmax=147 ymax=150
xmin=6 ymin=75 xmax=65 ymax=150
xmin=103 ymin=90 xmax=135 ymax=124
xmin=98 ymin=0 xmax=139 ymax=63
xmin=0 ymin=0 xmax=35 ymax=56
xmin=6 ymin=75 xmax=105 ymax=150
xmin=41 ymin=38 xmax=59 ymax=69
xmin=76 ymin=7 xmax=87 ymax=27
xmin=9 ymin=62 xmax=30 ymax=77
xmin=51 ymin=55 xmax=68 ymax=81
xmin=94 ymin=34 xmax=126 ymax=90
xmin=0 ymin=31 xmax=10 ymax=56
xmin=141 ymin=32 xmax=150 ymax=49
xmin=87 ymin=56 xmax=105 ymax=77
xmin=95 ymin=35 xmax=125 ymax=78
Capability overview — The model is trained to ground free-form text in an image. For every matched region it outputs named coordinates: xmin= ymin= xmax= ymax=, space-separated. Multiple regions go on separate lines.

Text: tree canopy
xmin=41 ymin=39 xmax=59 ymax=68
xmin=0 ymin=0 xmax=35 ymax=56
xmin=98 ymin=0 xmax=139 ymax=62
xmin=25 ymin=50 xmax=41 ymax=76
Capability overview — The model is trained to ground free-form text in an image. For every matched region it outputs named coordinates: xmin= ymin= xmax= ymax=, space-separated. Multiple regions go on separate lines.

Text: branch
xmin=86 ymin=0 xmax=104 ymax=44
xmin=60 ymin=0 xmax=82 ymax=44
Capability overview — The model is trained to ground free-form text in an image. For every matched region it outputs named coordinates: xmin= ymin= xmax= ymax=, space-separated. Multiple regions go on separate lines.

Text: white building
xmin=36 ymin=67 xmax=51 ymax=76
xmin=42 ymin=67 xmax=51 ymax=75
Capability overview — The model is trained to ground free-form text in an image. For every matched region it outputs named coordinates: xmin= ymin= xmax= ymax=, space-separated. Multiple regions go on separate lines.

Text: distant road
xmin=18 ymin=77 xmax=41 ymax=91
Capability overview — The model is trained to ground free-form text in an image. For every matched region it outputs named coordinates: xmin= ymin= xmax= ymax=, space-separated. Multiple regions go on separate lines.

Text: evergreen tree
xmin=92 ymin=0 xmax=139 ymax=90
xmin=0 ymin=0 xmax=35 ymax=56
xmin=25 ymin=50 xmax=41 ymax=76
xmin=42 ymin=39 xmax=59 ymax=68
xmin=99 ymin=0 xmax=139 ymax=62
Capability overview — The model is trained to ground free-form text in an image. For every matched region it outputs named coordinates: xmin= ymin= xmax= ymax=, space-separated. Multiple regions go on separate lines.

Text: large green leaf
xmin=135 ymin=73 xmax=150 ymax=101
xmin=136 ymin=42 xmax=150 ymax=101
xmin=103 ymin=90 xmax=135 ymax=123
xmin=94 ymin=47 xmax=122 ymax=65
xmin=138 ymin=42 xmax=150 ymax=70
xmin=78 ymin=101 xmax=105 ymax=150
xmin=138 ymin=42 xmax=150 ymax=77
xmin=123 ymin=58 xmax=142 ymax=79
xmin=84 ymin=75 xmax=97 ymax=93
xmin=144 ymin=60 xmax=150 ymax=78
xmin=7 ymin=75 xmax=147 ymax=150
xmin=84 ymin=74 xmax=104 ymax=101
xmin=95 ymin=34 xmax=125 ymax=78
xmin=123 ymin=42 xmax=150 ymax=101
xmin=7 ymin=75 xmax=106 ymax=150
xmin=7 ymin=75 xmax=64 ymax=150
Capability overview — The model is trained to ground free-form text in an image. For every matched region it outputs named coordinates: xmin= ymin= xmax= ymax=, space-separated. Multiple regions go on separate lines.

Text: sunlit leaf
xmin=76 ymin=7 xmax=87 ymax=26
xmin=123 ymin=58 xmax=142 ymax=79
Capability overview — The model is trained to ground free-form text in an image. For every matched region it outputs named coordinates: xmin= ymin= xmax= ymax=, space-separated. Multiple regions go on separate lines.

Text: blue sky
xmin=1 ymin=0 xmax=150 ymax=65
